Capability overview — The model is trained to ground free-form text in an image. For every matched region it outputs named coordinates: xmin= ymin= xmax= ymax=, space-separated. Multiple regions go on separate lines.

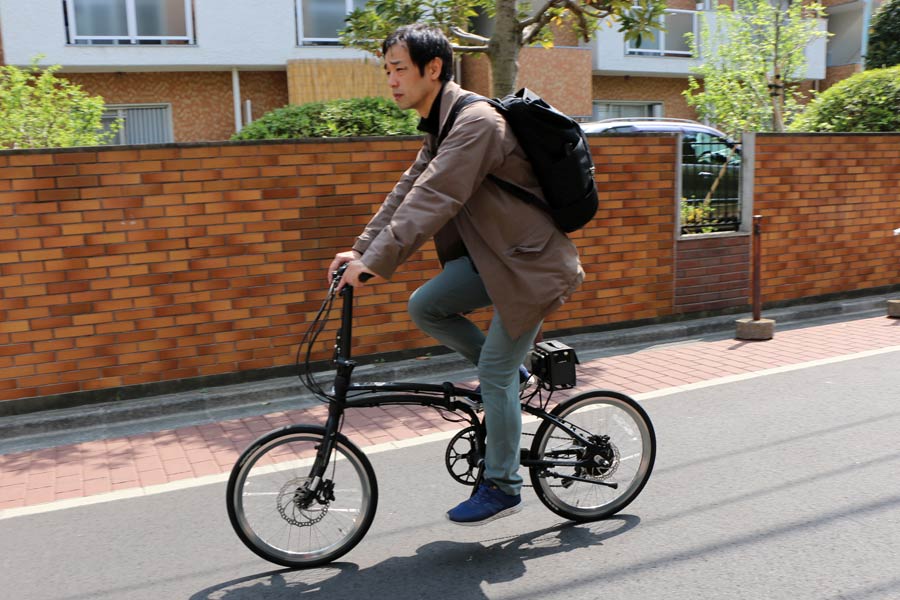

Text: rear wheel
xmin=529 ymin=391 xmax=655 ymax=521
xmin=226 ymin=425 xmax=377 ymax=568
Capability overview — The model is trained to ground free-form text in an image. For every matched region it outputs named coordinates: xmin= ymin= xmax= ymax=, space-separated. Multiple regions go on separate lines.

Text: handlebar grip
xmin=359 ymin=272 xmax=374 ymax=283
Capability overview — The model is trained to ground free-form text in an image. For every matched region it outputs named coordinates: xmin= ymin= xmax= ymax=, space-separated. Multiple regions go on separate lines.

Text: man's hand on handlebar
xmin=336 ymin=260 xmax=375 ymax=292
xmin=328 ymin=250 xmax=360 ymax=285
xmin=328 ymin=250 xmax=375 ymax=292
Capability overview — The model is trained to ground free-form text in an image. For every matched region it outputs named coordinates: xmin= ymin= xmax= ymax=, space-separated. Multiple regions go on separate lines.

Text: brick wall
xmin=3 ymin=133 xmax=900 ymax=408
xmin=821 ymin=64 xmax=861 ymax=92
xmin=461 ymin=46 xmax=594 ymax=117
xmin=675 ymin=235 xmax=750 ymax=313
xmin=0 ymin=135 xmax=677 ymax=405
xmin=64 ymin=71 xmax=289 ymax=142
xmin=592 ymin=76 xmax=698 ymax=120
xmin=754 ymin=134 xmax=900 ymax=303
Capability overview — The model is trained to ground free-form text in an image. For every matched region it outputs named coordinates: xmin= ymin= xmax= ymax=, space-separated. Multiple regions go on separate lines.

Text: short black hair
xmin=382 ymin=24 xmax=454 ymax=82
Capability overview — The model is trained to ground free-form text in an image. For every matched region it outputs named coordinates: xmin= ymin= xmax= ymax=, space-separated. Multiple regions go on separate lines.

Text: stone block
xmin=735 ymin=317 xmax=775 ymax=341
xmin=888 ymin=300 xmax=900 ymax=318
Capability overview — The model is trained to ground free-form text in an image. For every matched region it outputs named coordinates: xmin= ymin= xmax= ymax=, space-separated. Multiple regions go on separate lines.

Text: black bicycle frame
xmin=307 ymin=282 xmax=614 ymax=487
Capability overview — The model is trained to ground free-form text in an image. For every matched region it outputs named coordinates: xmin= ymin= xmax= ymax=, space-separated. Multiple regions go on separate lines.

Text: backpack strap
xmin=436 ymin=94 xmax=547 ymax=212
xmin=436 ymin=94 xmax=487 ymax=148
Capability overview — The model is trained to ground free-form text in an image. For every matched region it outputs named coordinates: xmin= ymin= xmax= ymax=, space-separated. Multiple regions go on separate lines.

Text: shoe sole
xmin=446 ymin=503 xmax=523 ymax=527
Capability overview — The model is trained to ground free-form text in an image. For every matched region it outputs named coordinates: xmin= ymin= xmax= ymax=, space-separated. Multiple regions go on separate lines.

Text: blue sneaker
xmin=446 ymin=482 xmax=522 ymax=526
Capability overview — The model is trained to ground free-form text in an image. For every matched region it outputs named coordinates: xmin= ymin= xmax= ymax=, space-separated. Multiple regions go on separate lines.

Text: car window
xmin=692 ymin=132 xmax=740 ymax=165
xmin=682 ymin=134 xmax=699 ymax=162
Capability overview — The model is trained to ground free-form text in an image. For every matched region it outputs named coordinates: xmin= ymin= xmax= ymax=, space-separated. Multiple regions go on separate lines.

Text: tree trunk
xmin=489 ymin=0 xmax=521 ymax=97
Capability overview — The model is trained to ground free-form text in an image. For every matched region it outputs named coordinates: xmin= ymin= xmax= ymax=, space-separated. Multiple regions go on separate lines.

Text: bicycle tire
xmin=529 ymin=391 xmax=655 ymax=522
xmin=226 ymin=424 xmax=378 ymax=569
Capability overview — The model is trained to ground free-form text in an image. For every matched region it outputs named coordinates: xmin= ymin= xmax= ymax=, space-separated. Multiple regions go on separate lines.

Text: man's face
xmin=384 ymin=43 xmax=442 ymax=117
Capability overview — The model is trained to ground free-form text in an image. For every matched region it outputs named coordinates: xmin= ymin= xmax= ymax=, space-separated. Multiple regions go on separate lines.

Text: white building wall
xmin=592 ymin=11 xmax=827 ymax=80
xmin=591 ymin=19 xmax=698 ymax=77
xmin=0 ymin=0 xmax=369 ymax=70
xmin=805 ymin=18 xmax=829 ymax=79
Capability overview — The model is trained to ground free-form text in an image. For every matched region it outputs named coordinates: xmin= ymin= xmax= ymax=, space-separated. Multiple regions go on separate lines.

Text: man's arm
xmin=352 ymin=143 xmax=434 ymax=256
xmin=361 ymin=104 xmax=511 ymax=280
xmin=328 ymin=142 xmax=434 ymax=288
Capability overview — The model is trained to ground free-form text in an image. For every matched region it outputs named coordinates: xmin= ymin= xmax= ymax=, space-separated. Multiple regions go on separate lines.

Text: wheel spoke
xmin=226 ymin=427 xmax=378 ymax=568
xmin=528 ymin=393 xmax=655 ymax=522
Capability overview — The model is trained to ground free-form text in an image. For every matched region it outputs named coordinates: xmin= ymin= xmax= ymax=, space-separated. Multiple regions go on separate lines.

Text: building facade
xmin=0 ymin=0 xmax=881 ymax=143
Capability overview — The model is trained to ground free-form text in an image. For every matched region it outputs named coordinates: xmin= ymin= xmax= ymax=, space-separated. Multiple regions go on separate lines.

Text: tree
xmin=231 ymin=97 xmax=419 ymax=140
xmin=340 ymin=0 xmax=667 ymax=97
xmin=866 ymin=0 xmax=900 ymax=69
xmin=683 ymin=0 xmax=827 ymax=137
xmin=791 ymin=65 xmax=900 ymax=132
xmin=0 ymin=60 xmax=114 ymax=149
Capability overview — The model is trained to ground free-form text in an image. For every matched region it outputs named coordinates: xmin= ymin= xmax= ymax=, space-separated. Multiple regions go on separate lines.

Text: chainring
xmin=444 ymin=426 xmax=482 ymax=486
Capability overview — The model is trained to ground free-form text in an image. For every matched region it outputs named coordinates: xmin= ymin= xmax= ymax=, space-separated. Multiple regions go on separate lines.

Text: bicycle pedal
xmin=455 ymin=395 xmax=482 ymax=410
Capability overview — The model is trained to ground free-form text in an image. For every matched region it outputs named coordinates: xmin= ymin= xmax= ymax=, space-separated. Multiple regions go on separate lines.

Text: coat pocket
xmin=505 ymin=229 xmax=554 ymax=256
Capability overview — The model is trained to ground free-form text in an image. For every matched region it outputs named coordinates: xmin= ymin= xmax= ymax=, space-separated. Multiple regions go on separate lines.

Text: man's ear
xmin=429 ymin=57 xmax=443 ymax=81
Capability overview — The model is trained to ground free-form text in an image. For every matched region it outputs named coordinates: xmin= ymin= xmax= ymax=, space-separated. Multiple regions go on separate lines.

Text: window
xmin=626 ymin=9 xmax=697 ymax=57
xmin=101 ymin=104 xmax=174 ymax=145
xmin=64 ymin=0 xmax=194 ymax=45
xmin=592 ymin=101 xmax=662 ymax=120
xmin=296 ymin=0 xmax=366 ymax=45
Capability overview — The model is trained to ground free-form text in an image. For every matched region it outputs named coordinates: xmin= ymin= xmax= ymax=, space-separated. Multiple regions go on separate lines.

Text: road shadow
xmin=190 ymin=516 xmax=640 ymax=600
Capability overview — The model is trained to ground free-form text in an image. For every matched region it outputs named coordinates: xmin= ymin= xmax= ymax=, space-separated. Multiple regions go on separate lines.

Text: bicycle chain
xmin=277 ymin=478 xmax=327 ymax=527
xmin=521 ymin=432 xmax=620 ymax=488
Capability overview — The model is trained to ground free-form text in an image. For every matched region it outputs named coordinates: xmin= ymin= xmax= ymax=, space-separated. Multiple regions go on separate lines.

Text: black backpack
xmin=438 ymin=88 xmax=598 ymax=233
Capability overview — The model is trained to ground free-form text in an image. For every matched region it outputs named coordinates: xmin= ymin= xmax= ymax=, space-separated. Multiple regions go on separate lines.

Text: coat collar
xmin=434 ymin=81 xmax=471 ymax=139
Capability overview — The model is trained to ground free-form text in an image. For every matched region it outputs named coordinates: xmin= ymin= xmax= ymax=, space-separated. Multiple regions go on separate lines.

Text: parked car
xmin=580 ymin=118 xmax=741 ymax=233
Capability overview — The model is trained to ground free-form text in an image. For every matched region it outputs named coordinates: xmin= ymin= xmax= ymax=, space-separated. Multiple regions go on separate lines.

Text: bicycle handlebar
xmin=331 ymin=263 xmax=373 ymax=292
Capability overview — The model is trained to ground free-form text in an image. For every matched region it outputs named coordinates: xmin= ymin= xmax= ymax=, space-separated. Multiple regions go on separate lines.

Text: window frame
xmin=592 ymin=101 xmax=664 ymax=120
xmin=625 ymin=9 xmax=697 ymax=58
xmin=64 ymin=0 xmax=195 ymax=46
xmin=295 ymin=0 xmax=361 ymax=46
xmin=101 ymin=102 xmax=174 ymax=145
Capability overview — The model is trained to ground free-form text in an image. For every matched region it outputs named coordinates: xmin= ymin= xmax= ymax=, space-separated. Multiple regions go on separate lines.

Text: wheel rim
xmin=232 ymin=432 xmax=373 ymax=564
xmin=534 ymin=396 xmax=654 ymax=518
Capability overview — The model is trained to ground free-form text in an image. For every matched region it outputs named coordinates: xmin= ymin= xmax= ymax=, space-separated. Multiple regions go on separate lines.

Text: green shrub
xmin=232 ymin=96 xmax=419 ymax=140
xmin=791 ymin=66 xmax=900 ymax=132
xmin=867 ymin=0 xmax=900 ymax=69
xmin=0 ymin=60 xmax=114 ymax=149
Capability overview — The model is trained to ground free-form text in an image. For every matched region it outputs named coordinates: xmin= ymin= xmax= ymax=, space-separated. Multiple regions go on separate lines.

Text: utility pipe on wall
xmin=232 ymin=68 xmax=243 ymax=133
xmin=861 ymin=0 xmax=873 ymax=69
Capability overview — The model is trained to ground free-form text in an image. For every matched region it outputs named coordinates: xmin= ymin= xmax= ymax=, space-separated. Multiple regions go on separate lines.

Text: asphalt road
xmin=2 ymin=351 xmax=899 ymax=600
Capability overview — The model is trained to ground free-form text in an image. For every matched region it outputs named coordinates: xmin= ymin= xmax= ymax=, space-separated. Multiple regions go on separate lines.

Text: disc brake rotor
xmin=276 ymin=478 xmax=328 ymax=527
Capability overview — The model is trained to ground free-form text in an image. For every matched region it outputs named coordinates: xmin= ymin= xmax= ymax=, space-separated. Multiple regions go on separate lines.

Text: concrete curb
xmin=0 ymin=293 xmax=892 ymax=453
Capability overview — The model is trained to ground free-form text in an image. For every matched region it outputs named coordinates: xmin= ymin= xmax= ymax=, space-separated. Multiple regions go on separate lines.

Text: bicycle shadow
xmin=190 ymin=515 xmax=640 ymax=600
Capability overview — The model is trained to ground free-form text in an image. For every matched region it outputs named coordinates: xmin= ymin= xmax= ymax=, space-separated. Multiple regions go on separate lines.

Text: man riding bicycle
xmin=328 ymin=24 xmax=583 ymax=526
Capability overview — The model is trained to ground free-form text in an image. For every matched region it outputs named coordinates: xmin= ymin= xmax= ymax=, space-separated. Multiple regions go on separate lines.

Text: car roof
xmin=580 ymin=118 xmax=731 ymax=140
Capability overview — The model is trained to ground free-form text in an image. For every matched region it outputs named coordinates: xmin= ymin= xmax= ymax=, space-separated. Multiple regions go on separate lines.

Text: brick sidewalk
xmin=1 ymin=315 xmax=897 ymax=512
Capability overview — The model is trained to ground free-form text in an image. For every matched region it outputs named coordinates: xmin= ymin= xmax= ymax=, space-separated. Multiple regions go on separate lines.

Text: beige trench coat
xmin=352 ymin=81 xmax=584 ymax=340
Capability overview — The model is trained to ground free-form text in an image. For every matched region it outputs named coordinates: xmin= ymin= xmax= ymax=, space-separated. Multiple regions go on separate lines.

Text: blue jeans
xmin=408 ymin=257 xmax=541 ymax=495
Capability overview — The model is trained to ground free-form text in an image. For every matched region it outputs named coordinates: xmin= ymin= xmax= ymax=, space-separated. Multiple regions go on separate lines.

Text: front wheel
xmin=226 ymin=424 xmax=378 ymax=569
xmin=529 ymin=391 xmax=655 ymax=522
